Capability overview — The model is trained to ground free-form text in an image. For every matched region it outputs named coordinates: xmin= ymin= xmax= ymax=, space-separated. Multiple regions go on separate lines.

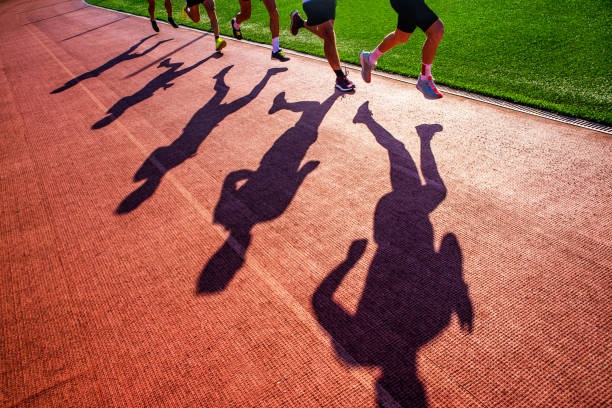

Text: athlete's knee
xmin=427 ymin=20 xmax=444 ymax=42
xmin=319 ymin=21 xmax=335 ymax=40
xmin=394 ymin=29 xmax=411 ymax=44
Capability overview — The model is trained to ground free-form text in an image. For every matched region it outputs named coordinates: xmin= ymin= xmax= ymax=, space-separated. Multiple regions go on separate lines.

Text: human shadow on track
xmin=197 ymin=90 xmax=343 ymax=294
xmin=62 ymin=15 xmax=130 ymax=41
xmin=92 ymin=53 xmax=221 ymax=129
xmin=50 ymin=34 xmax=170 ymax=93
xmin=25 ymin=5 xmax=87 ymax=24
xmin=116 ymin=65 xmax=287 ymax=215
xmin=312 ymin=102 xmax=474 ymax=408
xmin=17 ymin=0 xmax=75 ymax=14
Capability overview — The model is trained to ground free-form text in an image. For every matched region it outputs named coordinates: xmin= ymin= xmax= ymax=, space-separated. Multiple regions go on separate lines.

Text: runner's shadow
xmin=312 ymin=102 xmax=473 ymax=408
xmin=25 ymin=6 xmax=87 ymax=25
xmin=116 ymin=66 xmax=287 ymax=215
xmin=50 ymin=35 xmax=170 ymax=93
xmin=197 ymin=90 xmax=343 ymax=294
xmin=92 ymin=53 xmax=221 ymax=129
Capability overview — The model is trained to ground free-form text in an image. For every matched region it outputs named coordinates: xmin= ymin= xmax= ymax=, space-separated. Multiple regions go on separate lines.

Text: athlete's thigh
xmin=203 ymin=0 xmax=215 ymax=12
xmin=389 ymin=0 xmax=437 ymax=33
xmin=187 ymin=0 xmax=203 ymax=7
xmin=303 ymin=0 xmax=336 ymax=27
xmin=261 ymin=0 xmax=279 ymax=14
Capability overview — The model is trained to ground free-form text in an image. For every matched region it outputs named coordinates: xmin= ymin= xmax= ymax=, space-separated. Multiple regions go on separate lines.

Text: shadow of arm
xmin=312 ymin=240 xmax=367 ymax=335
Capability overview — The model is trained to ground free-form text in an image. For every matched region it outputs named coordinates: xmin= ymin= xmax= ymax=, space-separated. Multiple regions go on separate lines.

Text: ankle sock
xmin=369 ymin=48 xmax=383 ymax=65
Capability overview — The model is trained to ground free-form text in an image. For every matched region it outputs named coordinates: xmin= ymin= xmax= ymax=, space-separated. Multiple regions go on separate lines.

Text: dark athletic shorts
xmin=187 ymin=0 xmax=203 ymax=7
xmin=303 ymin=0 xmax=336 ymax=26
xmin=390 ymin=0 xmax=438 ymax=33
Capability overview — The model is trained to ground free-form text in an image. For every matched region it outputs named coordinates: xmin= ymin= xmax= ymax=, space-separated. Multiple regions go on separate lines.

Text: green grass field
xmin=87 ymin=0 xmax=612 ymax=125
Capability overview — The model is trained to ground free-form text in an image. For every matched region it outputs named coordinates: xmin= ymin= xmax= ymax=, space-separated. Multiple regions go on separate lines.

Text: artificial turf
xmin=87 ymin=0 xmax=612 ymax=125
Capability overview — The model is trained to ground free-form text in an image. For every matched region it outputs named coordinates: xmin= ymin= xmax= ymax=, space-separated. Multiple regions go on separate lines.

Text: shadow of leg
xmin=197 ymin=230 xmax=251 ymax=294
xmin=116 ymin=177 xmax=160 ymax=214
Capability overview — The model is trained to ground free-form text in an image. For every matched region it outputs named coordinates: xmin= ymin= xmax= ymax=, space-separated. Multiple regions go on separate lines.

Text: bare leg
xmin=235 ymin=0 xmax=251 ymax=25
xmin=187 ymin=3 xmax=201 ymax=22
xmin=303 ymin=20 xmax=340 ymax=71
xmin=147 ymin=0 xmax=155 ymax=20
xmin=376 ymin=28 xmax=411 ymax=53
xmin=261 ymin=0 xmax=279 ymax=38
xmin=421 ymin=19 xmax=444 ymax=74
xmin=164 ymin=0 xmax=172 ymax=16
xmin=204 ymin=0 xmax=219 ymax=36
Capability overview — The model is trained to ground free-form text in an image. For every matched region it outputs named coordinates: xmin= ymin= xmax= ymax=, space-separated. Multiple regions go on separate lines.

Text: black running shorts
xmin=390 ymin=0 xmax=438 ymax=33
xmin=187 ymin=0 xmax=203 ymax=7
xmin=303 ymin=0 xmax=336 ymax=26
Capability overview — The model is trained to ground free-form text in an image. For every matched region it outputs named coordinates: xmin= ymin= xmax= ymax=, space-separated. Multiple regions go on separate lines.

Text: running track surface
xmin=2 ymin=0 xmax=611 ymax=406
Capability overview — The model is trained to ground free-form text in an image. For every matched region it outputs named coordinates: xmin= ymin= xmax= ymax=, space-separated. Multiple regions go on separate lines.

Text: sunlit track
xmin=2 ymin=1 xmax=611 ymax=407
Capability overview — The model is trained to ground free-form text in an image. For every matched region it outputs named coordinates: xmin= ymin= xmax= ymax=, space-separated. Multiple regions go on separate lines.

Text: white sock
xmin=369 ymin=48 xmax=383 ymax=65
xmin=272 ymin=37 xmax=280 ymax=52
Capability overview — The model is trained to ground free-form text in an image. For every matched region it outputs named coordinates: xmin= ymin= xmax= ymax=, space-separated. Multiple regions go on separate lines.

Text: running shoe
xmin=271 ymin=50 xmax=290 ymax=62
xmin=359 ymin=51 xmax=373 ymax=83
xmin=216 ymin=37 xmax=227 ymax=52
xmin=416 ymin=75 xmax=443 ymax=100
xmin=181 ymin=2 xmax=188 ymax=19
xmin=151 ymin=19 xmax=159 ymax=32
xmin=231 ymin=18 xmax=242 ymax=40
xmin=335 ymin=74 xmax=355 ymax=92
xmin=168 ymin=16 xmax=178 ymax=28
xmin=290 ymin=10 xmax=304 ymax=36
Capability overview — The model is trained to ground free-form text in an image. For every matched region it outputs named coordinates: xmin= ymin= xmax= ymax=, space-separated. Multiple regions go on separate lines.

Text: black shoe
xmin=335 ymin=74 xmax=355 ymax=92
xmin=271 ymin=49 xmax=290 ymax=62
xmin=151 ymin=19 xmax=159 ymax=32
xmin=168 ymin=16 xmax=178 ymax=28
xmin=290 ymin=10 xmax=304 ymax=36
xmin=231 ymin=18 xmax=242 ymax=40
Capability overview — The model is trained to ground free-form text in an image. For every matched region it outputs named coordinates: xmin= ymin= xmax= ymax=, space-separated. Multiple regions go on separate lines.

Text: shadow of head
xmin=268 ymin=91 xmax=288 ymax=114
xmin=353 ymin=101 xmax=373 ymax=124
xmin=157 ymin=58 xmax=180 ymax=69
xmin=212 ymin=65 xmax=234 ymax=90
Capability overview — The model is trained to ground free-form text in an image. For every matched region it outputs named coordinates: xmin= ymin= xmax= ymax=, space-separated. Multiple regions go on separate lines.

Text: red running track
xmin=2 ymin=0 xmax=611 ymax=406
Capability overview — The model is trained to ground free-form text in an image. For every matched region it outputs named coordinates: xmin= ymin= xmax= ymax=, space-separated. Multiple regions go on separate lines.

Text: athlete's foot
xmin=150 ymin=19 xmax=159 ymax=32
xmin=271 ymin=50 xmax=290 ymax=62
xmin=290 ymin=10 xmax=304 ymax=36
xmin=231 ymin=18 xmax=242 ymax=40
xmin=335 ymin=73 xmax=356 ymax=92
xmin=181 ymin=2 xmax=188 ymax=19
xmin=416 ymin=75 xmax=443 ymax=100
xmin=215 ymin=37 xmax=227 ymax=52
xmin=359 ymin=51 xmax=374 ymax=83
xmin=168 ymin=16 xmax=178 ymax=28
